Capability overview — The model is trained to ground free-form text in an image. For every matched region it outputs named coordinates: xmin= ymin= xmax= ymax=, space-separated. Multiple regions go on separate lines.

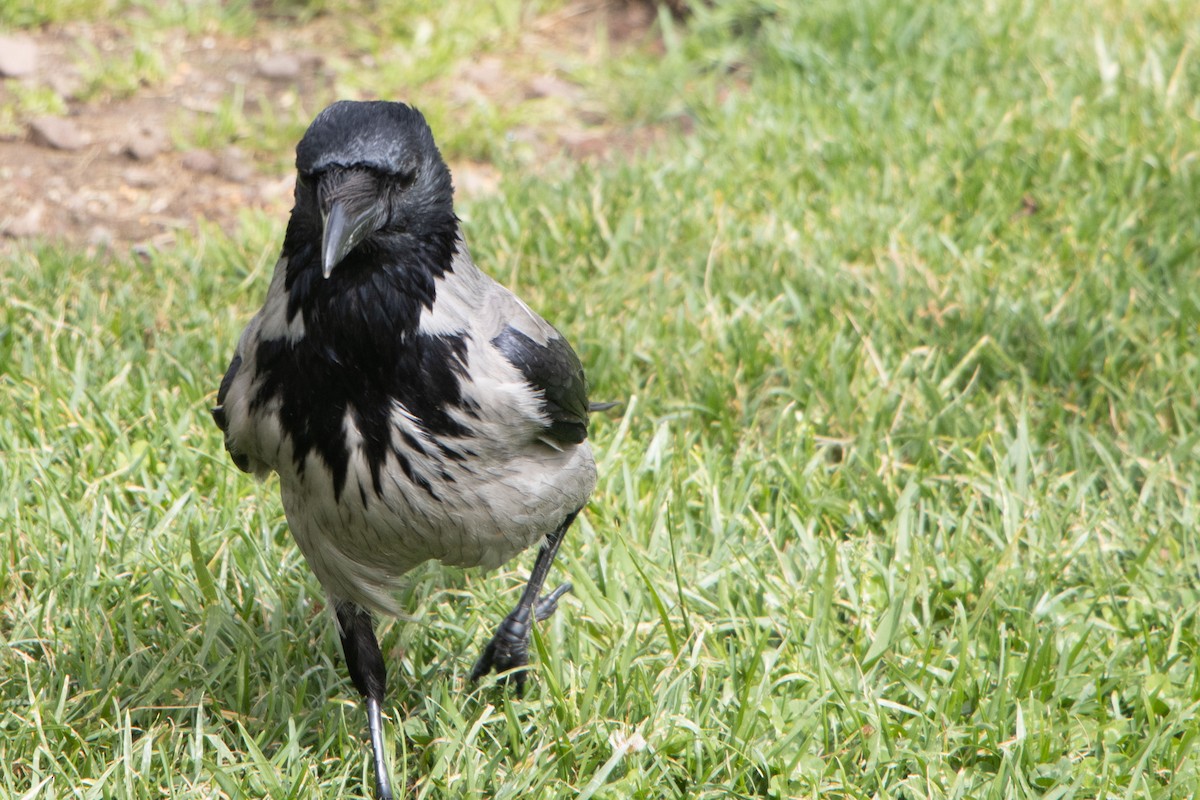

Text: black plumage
xmin=212 ymin=100 xmax=600 ymax=800
xmin=491 ymin=326 xmax=590 ymax=445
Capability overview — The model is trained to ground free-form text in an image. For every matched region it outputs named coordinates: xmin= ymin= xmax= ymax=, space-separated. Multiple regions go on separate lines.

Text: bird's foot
xmin=533 ymin=581 xmax=573 ymax=623
xmin=470 ymin=582 xmax=572 ymax=695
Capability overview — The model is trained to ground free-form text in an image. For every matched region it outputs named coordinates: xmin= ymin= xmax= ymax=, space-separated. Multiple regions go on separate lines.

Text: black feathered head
xmin=287 ymin=101 xmax=456 ymax=278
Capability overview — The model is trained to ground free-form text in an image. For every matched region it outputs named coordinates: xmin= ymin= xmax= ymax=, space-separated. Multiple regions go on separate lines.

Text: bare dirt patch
xmin=0 ymin=1 xmax=687 ymax=255
xmin=0 ymin=23 xmax=328 ymax=252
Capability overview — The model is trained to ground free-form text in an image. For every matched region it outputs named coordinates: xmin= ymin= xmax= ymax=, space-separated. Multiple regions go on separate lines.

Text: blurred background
xmin=0 ymin=0 xmax=693 ymax=249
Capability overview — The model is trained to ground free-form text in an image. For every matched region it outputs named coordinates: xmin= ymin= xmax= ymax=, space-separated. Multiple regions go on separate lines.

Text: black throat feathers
xmin=252 ymin=223 xmax=470 ymax=501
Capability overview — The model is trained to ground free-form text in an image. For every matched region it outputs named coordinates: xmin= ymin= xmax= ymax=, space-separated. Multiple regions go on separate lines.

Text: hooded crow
xmin=211 ymin=100 xmax=600 ymax=800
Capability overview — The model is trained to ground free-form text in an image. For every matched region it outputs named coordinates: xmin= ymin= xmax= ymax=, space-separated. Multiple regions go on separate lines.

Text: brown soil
xmin=0 ymin=1 xmax=685 ymax=255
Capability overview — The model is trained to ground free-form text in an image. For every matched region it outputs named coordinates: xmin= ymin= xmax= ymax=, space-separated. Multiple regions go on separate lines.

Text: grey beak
xmin=321 ymin=197 xmax=384 ymax=278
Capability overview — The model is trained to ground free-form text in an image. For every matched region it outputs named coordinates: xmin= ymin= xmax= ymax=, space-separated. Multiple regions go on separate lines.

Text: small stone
xmin=2 ymin=202 xmax=45 ymax=238
xmin=218 ymin=146 xmax=253 ymax=183
xmin=181 ymin=149 xmax=219 ymax=174
xmin=258 ymin=53 xmax=301 ymax=81
xmin=88 ymin=224 xmax=114 ymax=248
xmin=295 ymin=50 xmax=324 ymax=69
xmin=526 ymin=74 xmax=581 ymax=101
xmin=125 ymin=128 xmax=164 ymax=161
xmin=46 ymin=68 xmax=83 ymax=99
xmin=29 ymin=116 xmax=87 ymax=151
xmin=0 ymin=35 xmax=37 ymax=78
xmin=122 ymin=168 xmax=157 ymax=188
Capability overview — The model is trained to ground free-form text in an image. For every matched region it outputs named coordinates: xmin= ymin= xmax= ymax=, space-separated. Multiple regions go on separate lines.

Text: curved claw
xmin=534 ymin=582 xmax=573 ymax=622
xmin=470 ymin=609 xmax=530 ymax=685
xmin=471 ymin=583 xmax=573 ymax=693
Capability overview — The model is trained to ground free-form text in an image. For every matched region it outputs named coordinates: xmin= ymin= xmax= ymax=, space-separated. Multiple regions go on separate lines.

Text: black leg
xmin=336 ymin=602 xmax=394 ymax=800
xmin=470 ymin=511 xmax=578 ymax=694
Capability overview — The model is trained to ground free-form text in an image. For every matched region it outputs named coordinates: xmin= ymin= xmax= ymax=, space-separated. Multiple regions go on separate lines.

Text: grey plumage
xmin=212 ymin=100 xmax=599 ymax=800
xmin=219 ymin=241 xmax=596 ymax=611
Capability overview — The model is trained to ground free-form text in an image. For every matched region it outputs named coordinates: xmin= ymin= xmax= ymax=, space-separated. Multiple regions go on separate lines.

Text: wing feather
xmin=490 ymin=325 xmax=590 ymax=446
xmin=213 ymin=354 xmax=252 ymax=472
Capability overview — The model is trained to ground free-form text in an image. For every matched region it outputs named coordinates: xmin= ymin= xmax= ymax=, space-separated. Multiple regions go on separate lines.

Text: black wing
xmin=491 ymin=326 xmax=589 ymax=445
xmin=212 ymin=353 xmax=252 ymax=472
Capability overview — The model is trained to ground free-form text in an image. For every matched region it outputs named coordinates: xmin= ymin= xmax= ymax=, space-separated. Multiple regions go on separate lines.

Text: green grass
xmin=4 ymin=0 xmax=1200 ymax=797
xmin=73 ymin=33 xmax=171 ymax=103
xmin=0 ymin=83 xmax=68 ymax=139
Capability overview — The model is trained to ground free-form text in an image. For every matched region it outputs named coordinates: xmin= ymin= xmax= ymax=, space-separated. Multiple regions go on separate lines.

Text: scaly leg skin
xmin=471 ymin=511 xmax=578 ymax=696
xmin=336 ymin=603 xmax=394 ymax=800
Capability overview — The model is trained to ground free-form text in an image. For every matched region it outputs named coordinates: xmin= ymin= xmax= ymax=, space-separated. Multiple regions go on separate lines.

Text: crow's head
xmin=289 ymin=101 xmax=455 ymax=278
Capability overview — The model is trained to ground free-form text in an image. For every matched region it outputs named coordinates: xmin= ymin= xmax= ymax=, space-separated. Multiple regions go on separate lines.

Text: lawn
xmin=3 ymin=0 xmax=1200 ymax=798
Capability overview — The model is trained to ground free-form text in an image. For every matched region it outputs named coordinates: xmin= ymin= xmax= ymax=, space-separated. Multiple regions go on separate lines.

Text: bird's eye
xmin=396 ymin=167 xmax=417 ymax=190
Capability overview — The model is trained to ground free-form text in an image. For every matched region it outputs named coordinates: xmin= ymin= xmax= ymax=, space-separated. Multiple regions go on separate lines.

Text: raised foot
xmin=470 ymin=582 xmax=573 ymax=694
